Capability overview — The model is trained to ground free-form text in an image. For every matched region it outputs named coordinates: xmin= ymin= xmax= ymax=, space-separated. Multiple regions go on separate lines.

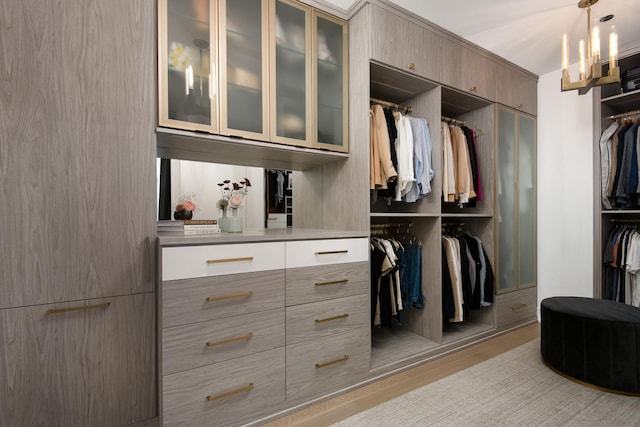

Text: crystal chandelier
xmin=561 ymin=0 xmax=620 ymax=95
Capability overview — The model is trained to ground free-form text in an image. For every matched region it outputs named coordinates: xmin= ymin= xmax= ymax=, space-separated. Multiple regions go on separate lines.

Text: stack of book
xmin=157 ymin=219 xmax=220 ymax=234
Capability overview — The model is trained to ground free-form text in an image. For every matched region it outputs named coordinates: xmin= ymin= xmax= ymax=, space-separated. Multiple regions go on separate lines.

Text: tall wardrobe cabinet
xmin=0 ymin=1 xmax=157 ymax=426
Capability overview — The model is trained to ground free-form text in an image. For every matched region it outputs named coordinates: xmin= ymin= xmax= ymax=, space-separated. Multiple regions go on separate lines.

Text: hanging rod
xmin=370 ymin=97 xmax=412 ymax=113
xmin=441 ymin=116 xmax=466 ymax=126
xmin=608 ymin=109 xmax=640 ymax=120
xmin=610 ymin=218 xmax=640 ymax=223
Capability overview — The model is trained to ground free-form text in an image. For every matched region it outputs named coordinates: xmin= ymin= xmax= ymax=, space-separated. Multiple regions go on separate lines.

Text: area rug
xmin=331 ymin=339 xmax=640 ymax=426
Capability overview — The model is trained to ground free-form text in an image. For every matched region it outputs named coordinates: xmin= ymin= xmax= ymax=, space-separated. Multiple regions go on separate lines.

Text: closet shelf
xmin=601 ymin=89 xmax=640 ymax=113
xmin=370 ymin=212 xmax=440 ymax=218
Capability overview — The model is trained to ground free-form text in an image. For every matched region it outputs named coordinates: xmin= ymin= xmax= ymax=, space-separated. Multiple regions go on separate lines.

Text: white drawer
xmin=267 ymin=213 xmax=287 ymax=229
xmin=162 ymin=242 xmax=285 ymax=281
xmin=285 ymin=238 xmax=368 ymax=269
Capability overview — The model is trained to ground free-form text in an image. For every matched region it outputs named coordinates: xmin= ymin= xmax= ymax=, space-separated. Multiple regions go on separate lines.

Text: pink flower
xmin=228 ymin=195 xmax=243 ymax=208
xmin=182 ymin=200 xmax=196 ymax=211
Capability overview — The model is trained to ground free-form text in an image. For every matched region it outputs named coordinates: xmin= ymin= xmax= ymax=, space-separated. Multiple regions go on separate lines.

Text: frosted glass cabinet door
xmin=159 ymin=0 xmax=217 ymax=132
xmin=220 ymin=0 xmax=269 ymax=140
xmin=270 ymin=0 xmax=311 ymax=145
xmin=518 ymin=114 xmax=537 ymax=288
xmin=313 ymin=11 xmax=348 ymax=152
xmin=497 ymin=107 xmax=517 ymax=293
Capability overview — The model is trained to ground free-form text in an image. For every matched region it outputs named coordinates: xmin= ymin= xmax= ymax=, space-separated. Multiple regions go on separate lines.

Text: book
xmin=157 ymin=219 xmax=219 ymax=232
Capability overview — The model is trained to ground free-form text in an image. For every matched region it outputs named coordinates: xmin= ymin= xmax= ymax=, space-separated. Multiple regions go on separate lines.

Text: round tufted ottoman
xmin=540 ymin=296 xmax=640 ymax=395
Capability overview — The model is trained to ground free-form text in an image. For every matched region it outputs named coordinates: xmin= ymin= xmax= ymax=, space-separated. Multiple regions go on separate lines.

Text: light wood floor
xmin=263 ymin=322 xmax=540 ymax=427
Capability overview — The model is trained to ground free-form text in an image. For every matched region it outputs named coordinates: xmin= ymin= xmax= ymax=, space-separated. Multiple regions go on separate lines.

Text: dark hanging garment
xmin=442 ymin=244 xmax=455 ymax=320
xmin=158 ymin=158 xmax=172 ymax=220
xmin=461 ymin=126 xmax=479 ymax=207
xmin=378 ymin=107 xmax=399 ymax=199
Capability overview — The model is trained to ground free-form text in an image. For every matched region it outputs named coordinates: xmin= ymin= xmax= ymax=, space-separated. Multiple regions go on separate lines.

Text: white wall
xmin=537 ymin=66 xmax=595 ymax=313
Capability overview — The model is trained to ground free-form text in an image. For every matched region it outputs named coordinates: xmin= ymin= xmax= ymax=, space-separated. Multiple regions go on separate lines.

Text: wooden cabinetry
xmin=158 ymin=0 xmax=348 ymax=154
xmin=157 ymin=234 xmax=368 ymax=426
xmin=496 ymin=64 xmax=538 ymax=115
xmin=0 ymin=0 xmax=156 ymax=425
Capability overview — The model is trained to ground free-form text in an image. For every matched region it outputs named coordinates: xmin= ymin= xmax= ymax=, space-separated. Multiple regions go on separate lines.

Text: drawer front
xmin=163 ymin=347 xmax=285 ymax=427
xmin=286 ymin=328 xmax=370 ymax=401
xmin=286 ymin=294 xmax=369 ymax=345
xmin=162 ymin=270 xmax=285 ymax=328
xmin=163 ymin=308 xmax=285 ymax=375
xmin=286 ymin=261 xmax=369 ymax=305
xmin=285 ymin=238 xmax=368 ymax=269
xmin=496 ymin=286 xmax=537 ymax=328
xmin=162 ymin=242 xmax=285 ymax=280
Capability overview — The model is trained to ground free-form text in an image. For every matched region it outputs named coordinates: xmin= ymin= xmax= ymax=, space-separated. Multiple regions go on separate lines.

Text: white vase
xmin=227 ymin=208 xmax=242 ymax=233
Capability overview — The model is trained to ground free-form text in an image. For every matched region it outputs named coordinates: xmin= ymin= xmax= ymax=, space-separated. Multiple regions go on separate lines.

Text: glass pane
xmin=518 ymin=115 xmax=536 ymax=286
xmin=226 ymin=0 xmax=263 ymax=133
xmin=166 ymin=0 xmax=211 ymax=125
xmin=275 ymin=1 xmax=306 ymax=140
xmin=497 ymin=108 xmax=517 ymax=292
xmin=316 ymin=16 xmax=343 ymax=146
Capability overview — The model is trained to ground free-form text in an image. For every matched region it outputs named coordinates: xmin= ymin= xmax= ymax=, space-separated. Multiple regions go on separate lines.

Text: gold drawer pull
xmin=315 ymin=250 xmax=348 ymax=255
xmin=46 ymin=302 xmax=111 ymax=315
xmin=207 ymin=256 xmax=254 ymax=264
xmin=316 ymin=313 xmax=349 ymax=323
xmin=408 ymin=63 xmax=415 ymax=70
xmin=511 ymin=303 xmax=527 ymax=310
xmin=207 ymin=332 xmax=254 ymax=347
xmin=206 ymin=383 xmax=254 ymax=402
xmin=315 ymin=355 xmax=349 ymax=368
xmin=206 ymin=291 xmax=254 ymax=303
xmin=315 ymin=279 xmax=348 ymax=287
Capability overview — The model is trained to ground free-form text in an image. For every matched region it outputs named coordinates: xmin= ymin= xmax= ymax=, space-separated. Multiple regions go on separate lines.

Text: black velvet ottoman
xmin=540 ymin=296 xmax=640 ymax=395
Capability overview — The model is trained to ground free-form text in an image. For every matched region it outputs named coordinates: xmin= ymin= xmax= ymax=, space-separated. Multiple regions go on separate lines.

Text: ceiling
xmin=322 ymin=0 xmax=640 ymax=76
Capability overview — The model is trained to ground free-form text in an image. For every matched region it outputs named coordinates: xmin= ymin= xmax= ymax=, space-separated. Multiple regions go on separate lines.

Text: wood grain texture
xmin=162 ymin=307 xmax=285 ymax=375
xmin=286 ymin=328 xmax=370 ymax=401
xmin=162 ymin=347 xmax=286 ymax=427
xmin=495 ymin=286 xmax=537 ymax=328
xmin=495 ymin=64 xmax=538 ymax=115
xmin=285 ymin=261 xmax=369 ymax=305
xmin=0 ymin=294 xmax=156 ymax=427
xmin=162 ymin=270 xmax=285 ymax=328
xmin=0 ymin=0 xmax=157 ymax=309
xmin=286 ymin=294 xmax=369 ymax=345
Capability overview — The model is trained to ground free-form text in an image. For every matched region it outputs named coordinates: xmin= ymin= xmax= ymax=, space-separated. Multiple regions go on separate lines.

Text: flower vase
xmin=227 ymin=207 xmax=242 ymax=232
xmin=218 ymin=209 xmax=229 ymax=232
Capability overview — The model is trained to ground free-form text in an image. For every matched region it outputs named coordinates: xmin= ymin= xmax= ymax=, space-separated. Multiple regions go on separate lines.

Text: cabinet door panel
xmin=0 ymin=294 xmax=156 ymax=427
xmin=160 ymin=0 xmax=216 ymax=131
xmin=497 ymin=108 xmax=517 ymax=293
xmin=220 ymin=0 xmax=269 ymax=140
xmin=0 ymin=0 xmax=156 ymax=309
xmin=518 ymin=114 xmax=537 ymax=287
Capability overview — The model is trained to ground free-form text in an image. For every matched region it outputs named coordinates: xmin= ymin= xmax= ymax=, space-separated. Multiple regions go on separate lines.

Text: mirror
xmin=157 ymin=159 xmax=267 ymax=229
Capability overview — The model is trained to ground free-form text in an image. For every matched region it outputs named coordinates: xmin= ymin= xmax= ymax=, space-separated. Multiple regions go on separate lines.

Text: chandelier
xmin=561 ymin=0 xmax=620 ymax=95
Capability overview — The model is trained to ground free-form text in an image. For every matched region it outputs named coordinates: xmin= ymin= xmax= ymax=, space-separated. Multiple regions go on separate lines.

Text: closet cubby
xmin=369 ymin=61 xmax=496 ymax=371
xmin=594 ymin=51 xmax=640 ymax=300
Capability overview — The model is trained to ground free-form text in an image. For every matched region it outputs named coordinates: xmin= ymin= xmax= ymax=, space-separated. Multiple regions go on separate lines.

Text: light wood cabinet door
xmin=0 ymin=0 xmax=156 ymax=309
xmin=369 ymin=4 xmax=443 ymax=82
xmin=496 ymin=64 xmax=538 ymax=115
xmin=0 ymin=294 xmax=156 ymax=427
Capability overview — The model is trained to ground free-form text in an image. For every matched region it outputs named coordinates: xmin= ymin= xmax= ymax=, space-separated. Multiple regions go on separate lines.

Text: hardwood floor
xmin=263 ymin=322 xmax=540 ymax=426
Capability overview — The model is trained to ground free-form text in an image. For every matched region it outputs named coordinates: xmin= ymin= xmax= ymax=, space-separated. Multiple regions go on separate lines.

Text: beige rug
xmin=332 ymin=339 xmax=640 ymax=426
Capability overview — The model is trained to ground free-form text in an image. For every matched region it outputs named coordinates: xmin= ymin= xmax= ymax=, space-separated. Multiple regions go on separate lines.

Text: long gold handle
xmin=207 ymin=332 xmax=254 ymax=347
xmin=315 ymin=313 xmax=349 ymax=323
xmin=315 ymin=279 xmax=348 ymax=287
xmin=206 ymin=291 xmax=254 ymax=303
xmin=315 ymin=355 xmax=349 ymax=368
xmin=315 ymin=250 xmax=348 ymax=255
xmin=511 ymin=303 xmax=527 ymax=310
xmin=207 ymin=256 xmax=254 ymax=264
xmin=206 ymin=383 xmax=254 ymax=402
xmin=46 ymin=302 xmax=111 ymax=315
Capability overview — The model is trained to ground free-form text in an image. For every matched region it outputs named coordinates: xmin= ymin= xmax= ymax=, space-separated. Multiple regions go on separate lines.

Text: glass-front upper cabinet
xmin=269 ymin=0 xmax=312 ymax=146
xmin=313 ymin=10 xmax=348 ymax=153
xmin=159 ymin=0 xmax=217 ymax=133
xmin=219 ymin=0 xmax=269 ymax=140
xmin=496 ymin=106 xmax=537 ymax=294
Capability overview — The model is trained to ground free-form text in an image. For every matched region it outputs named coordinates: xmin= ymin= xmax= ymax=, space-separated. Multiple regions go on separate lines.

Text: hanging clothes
xmin=441 ymin=122 xmax=481 ymax=207
xmin=404 ymin=116 xmax=434 ymax=203
xmin=369 ymin=104 xmax=398 ymax=191
xmin=603 ymin=224 xmax=640 ymax=306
